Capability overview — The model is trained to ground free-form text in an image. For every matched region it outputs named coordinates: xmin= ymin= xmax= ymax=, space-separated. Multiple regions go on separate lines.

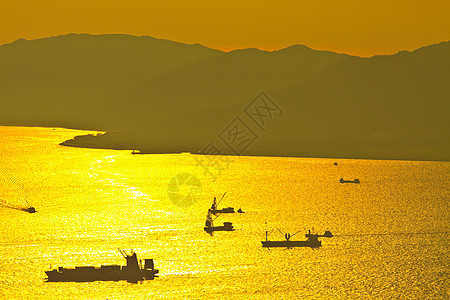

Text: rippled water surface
xmin=0 ymin=127 xmax=449 ymax=299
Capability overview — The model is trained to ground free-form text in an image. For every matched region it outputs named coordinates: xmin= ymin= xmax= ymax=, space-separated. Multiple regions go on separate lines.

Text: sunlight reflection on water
xmin=0 ymin=127 xmax=448 ymax=299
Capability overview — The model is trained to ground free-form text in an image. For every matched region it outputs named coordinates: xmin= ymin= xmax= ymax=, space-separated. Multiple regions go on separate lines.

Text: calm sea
xmin=0 ymin=126 xmax=448 ymax=299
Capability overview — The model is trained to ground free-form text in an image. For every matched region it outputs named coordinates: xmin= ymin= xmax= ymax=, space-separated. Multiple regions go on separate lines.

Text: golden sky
xmin=1 ymin=0 xmax=449 ymax=56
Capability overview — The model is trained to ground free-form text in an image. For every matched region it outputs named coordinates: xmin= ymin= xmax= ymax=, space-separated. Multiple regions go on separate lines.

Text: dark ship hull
xmin=204 ymin=222 xmax=234 ymax=233
xmin=45 ymin=266 xmax=158 ymax=282
xmin=261 ymin=230 xmax=333 ymax=249
xmin=340 ymin=178 xmax=360 ymax=183
xmin=210 ymin=207 xmax=234 ymax=214
xmin=45 ymin=251 xmax=158 ymax=282
xmin=262 ymin=240 xmax=321 ymax=248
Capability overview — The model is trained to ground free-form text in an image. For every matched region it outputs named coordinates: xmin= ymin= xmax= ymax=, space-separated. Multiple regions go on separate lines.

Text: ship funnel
xmin=144 ymin=259 xmax=154 ymax=270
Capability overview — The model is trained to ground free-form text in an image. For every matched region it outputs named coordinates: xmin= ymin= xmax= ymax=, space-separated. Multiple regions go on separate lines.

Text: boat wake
xmin=0 ymin=178 xmax=36 ymax=213
xmin=0 ymin=198 xmax=36 ymax=213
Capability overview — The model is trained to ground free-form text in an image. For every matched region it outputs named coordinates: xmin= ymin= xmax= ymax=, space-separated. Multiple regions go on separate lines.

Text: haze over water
xmin=0 ymin=126 xmax=448 ymax=299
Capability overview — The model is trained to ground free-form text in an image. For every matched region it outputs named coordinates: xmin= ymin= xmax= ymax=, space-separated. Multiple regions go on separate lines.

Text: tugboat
xmin=204 ymin=209 xmax=234 ymax=235
xmin=45 ymin=249 xmax=158 ymax=283
xmin=262 ymin=229 xmax=333 ymax=249
xmin=339 ymin=178 xmax=360 ymax=184
xmin=210 ymin=193 xmax=235 ymax=215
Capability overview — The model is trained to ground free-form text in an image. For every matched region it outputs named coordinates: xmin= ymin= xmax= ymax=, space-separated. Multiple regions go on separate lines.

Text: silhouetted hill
xmin=1 ymin=34 xmax=448 ymax=161
xmin=0 ymin=34 xmax=223 ymax=129
xmin=114 ymin=44 xmax=347 ymax=129
xmin=264 ymin=41 xmax=450 ymax=160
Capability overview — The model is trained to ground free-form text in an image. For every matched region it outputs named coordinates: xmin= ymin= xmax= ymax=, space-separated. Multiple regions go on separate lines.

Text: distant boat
xmin=237 ymin=208 xmax=244 ymax=213
xmin=334 ymin=162 xmax=338 ymax=166
xmin=210 ymin=192 xmax=235 ymax=215
xmin=339 ymin=178 xmax=360 ymax=183
xmin=45 ymin=249 xmax=158 ymax=283
xmin=25 ymin=207 xmax=36 ymax=213
xmin=204 ymin=209 xmax=234 ymax=235
xmin=262 ymin=229 xmax=333 ymax=249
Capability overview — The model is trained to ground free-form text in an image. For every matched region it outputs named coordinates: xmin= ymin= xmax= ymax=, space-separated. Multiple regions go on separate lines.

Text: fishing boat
xmin=339 ymin=178 xmax=360 ymax=183
xmin=262 ymin=229 xmax=333 ymax=249
xmin=204 ymin=209 xmax=234 ymax=235
xmin=210 ymin=192 xmax=235 ymax=215
xmin=45 ymin=249 xmax=158 ymax=283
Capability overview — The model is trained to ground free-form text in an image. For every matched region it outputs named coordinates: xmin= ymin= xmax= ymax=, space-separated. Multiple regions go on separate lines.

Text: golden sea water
xmin=0 ymin=126 xmax=448 ymax=299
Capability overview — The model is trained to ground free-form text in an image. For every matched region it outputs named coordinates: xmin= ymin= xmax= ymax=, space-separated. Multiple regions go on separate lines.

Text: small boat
xmin=204 ymin=209 xmax=234 ymax=235
xmin=45 ymin=249 xmax=158 ymax=283
xmin=25 ymin=207 xmax=36 ymax=213
xmin=323 ymin=230 xmax=333 ymax=237
xmin=262 ymin=229 xmax=333 ymax=249
xmin=237 ymin=208 xmax=244 ymax=213
xmin=210 ymin=193 xmax=235 ymax=215
xmin=339 ymin=178 xmax=360 ymax=183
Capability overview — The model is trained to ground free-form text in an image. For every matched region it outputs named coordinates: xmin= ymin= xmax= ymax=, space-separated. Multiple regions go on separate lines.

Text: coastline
xmin=1 ymin=125 xmax=447 ymax=162
xmin=59 ymin=132 xmax=450 ymax=163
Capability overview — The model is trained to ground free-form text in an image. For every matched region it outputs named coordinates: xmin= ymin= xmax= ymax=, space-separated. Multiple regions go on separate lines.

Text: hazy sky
xmin=1 ymin=0 xmax=449 ymax=56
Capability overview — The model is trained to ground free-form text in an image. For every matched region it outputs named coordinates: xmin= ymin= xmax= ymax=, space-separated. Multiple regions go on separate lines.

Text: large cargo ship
xmin=45 ymin=249 xmax=158 ymax=283
xmin=262 ymin=230 xmax=333 ymax=249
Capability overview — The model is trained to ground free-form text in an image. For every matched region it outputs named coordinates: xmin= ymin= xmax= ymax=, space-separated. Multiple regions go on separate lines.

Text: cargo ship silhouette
xmin=262 ymin=229 xmax=333 ymax=249
xmin=209 ymin=193 xmax=235 ymax=215
xmin=45 ymin=249 xmax=158 ymax=283
xmin=204 ymin=208 xmax=234 ymax=235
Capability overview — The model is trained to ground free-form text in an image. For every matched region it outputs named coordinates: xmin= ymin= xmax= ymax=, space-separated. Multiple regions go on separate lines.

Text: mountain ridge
xmin=0 ymin=34 xmax=448 ymax=161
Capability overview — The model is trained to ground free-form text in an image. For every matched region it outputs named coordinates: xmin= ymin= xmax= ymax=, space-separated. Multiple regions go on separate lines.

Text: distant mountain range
xmin=1 ymin=34 xmax=448 ymax=161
